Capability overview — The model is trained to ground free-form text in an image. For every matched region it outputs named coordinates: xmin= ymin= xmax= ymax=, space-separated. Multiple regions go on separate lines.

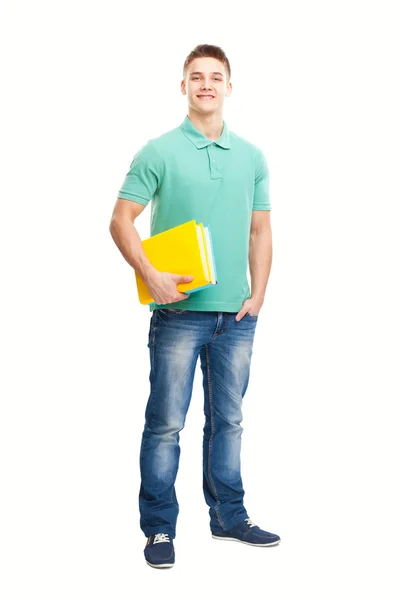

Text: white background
xmin=1 ymin=0 xmax=399 ymax=597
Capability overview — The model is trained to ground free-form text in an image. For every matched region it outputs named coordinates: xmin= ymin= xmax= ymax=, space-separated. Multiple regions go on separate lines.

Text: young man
xmin=109 ymin=44 xmax=280 ymax=568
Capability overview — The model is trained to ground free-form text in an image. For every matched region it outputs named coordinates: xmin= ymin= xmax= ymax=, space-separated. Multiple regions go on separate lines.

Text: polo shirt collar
xmin=180 ymin=115 xmax=231 ymax=149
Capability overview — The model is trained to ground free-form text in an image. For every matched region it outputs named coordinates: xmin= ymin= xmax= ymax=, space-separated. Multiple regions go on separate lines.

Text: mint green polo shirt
xmin=118 ymin=115 xmax=271 ymax=313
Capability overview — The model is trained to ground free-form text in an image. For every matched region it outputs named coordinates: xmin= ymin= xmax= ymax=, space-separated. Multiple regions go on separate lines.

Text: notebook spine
xmin=206 ymin=223 xmax=218 ymax=284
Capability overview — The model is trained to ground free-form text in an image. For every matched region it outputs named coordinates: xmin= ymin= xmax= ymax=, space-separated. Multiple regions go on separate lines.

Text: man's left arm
xmin=236 ymin=145 xmax=272 ymax=321
xmin=236 ymin=210 xmax=272 ymax=321
xmin=249 ymin=210 xmax=272 ymax=306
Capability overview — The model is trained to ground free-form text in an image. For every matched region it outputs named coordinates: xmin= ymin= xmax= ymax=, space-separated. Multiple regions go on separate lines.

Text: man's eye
xmin=192 ymin=76 xmax=221 ymax=81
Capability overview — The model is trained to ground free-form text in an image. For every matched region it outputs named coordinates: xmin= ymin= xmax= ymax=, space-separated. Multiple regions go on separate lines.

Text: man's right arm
xmin=109 ymin=198 xmax=194 ymax=304
xmin=109 ymin=197 xmax=158 ymax=283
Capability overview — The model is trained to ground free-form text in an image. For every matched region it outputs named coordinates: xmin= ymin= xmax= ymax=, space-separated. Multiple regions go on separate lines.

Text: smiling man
xmin=109 ymin=44 xmax=280 ymax=568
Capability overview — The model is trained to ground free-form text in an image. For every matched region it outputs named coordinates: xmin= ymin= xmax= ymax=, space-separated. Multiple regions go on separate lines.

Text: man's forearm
xmin=109 ymin=219 xmax=157 ymax=282
xmin=248 ymin=229 xmax=273 ymax=301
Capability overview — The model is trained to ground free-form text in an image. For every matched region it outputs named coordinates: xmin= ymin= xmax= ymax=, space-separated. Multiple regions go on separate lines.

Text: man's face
xmin=181 ymin=57 xmax=232 ymax=115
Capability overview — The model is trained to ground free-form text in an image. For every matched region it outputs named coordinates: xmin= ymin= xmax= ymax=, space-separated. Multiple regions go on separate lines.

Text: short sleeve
xmin=117 ymin=141 xmax=163 ymax=205
xmin=253 ymin=148 xmax=271 ymax=210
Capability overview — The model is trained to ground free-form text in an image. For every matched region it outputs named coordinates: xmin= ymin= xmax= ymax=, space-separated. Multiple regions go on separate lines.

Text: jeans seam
xmin=149 ymin=311 xmax=159 ymax=429
xmin=158 ymin=308 xmax=189 ymax=314
xmin=205 ymin=343 xmax=225 ymax=530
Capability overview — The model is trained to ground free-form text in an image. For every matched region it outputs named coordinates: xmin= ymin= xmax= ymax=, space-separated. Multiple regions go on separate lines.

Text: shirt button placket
xmin=208 ymin=144 xmax=222 ymax=179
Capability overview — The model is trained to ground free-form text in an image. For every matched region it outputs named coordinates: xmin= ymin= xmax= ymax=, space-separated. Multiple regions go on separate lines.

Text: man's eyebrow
xmin=190 ymin=71 xmax=224 ymax=77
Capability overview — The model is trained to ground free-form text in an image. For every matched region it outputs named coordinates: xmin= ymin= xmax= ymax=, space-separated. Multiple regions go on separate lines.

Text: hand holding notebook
xmin=135 ymin=220 xmax=218 ymax=305
xmin=145 ymin=272 xmax=195 ymax=305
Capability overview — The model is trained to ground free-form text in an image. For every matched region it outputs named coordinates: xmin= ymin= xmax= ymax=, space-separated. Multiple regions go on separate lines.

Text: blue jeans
xmin=139 ymin=308 xmax=259 ymax=539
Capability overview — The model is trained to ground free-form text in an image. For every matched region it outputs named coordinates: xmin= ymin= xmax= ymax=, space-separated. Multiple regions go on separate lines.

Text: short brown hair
xmin=183 ymin=44 xmax=231 ymax=82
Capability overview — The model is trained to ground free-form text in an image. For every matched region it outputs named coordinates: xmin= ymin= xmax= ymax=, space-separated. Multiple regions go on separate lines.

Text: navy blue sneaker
xmin=144 ymin=533 xmax=175 ymax=568
xmin=212 ymin=518 xmax=281 ymax=547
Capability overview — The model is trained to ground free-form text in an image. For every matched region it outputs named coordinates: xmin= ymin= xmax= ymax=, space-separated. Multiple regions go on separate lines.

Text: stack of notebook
xmin=135 ymin=220 xmax=218 ymax=305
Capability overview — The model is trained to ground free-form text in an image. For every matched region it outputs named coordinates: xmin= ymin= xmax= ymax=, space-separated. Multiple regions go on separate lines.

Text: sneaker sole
xmin=212 ymin=534 xmax=281 ymax=547
xmin=145 ymin=560 xmax=174 ymax=568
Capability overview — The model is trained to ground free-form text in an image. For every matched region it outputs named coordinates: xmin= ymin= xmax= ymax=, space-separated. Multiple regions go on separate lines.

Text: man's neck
xmin=187 ymin=109 xmax=224 ymax=142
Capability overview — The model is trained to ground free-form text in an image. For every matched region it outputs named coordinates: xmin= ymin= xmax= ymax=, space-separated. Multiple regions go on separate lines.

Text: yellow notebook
xmin=135 ymin=219 xmax=218 ymax=305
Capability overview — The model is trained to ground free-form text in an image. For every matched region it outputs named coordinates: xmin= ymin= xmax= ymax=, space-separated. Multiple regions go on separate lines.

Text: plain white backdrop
xmin=1 ymin=0 xmax=399 ymax=597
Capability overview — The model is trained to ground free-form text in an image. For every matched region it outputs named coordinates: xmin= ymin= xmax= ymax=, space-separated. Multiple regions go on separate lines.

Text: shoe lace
xmin=153 ymin=533 xmax=170 ymax=544
xmin=245 ymin=518 xmax=256 ymax=528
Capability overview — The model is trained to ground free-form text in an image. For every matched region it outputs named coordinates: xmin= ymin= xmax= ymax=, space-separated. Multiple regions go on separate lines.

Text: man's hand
xmin=146 ymin=271 xmax=194 ymax=305
xmin=235 ymin=296 xmax=264 ymax=322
